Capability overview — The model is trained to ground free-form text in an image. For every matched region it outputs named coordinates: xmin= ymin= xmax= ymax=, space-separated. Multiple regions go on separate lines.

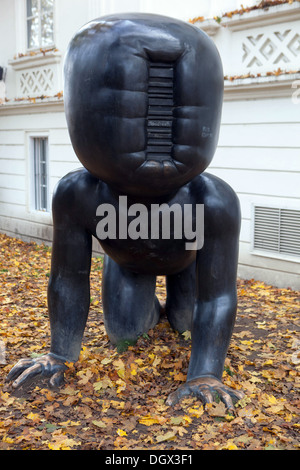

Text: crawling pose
xmin=8 ymin=14 xmax=244 ymax=409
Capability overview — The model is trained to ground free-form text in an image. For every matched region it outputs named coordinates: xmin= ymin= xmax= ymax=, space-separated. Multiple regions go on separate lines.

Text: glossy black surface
xmin=64 ymin=13 xmax=223 ymax=197
xmin=7 ymin=14 xmax=243 ymax=408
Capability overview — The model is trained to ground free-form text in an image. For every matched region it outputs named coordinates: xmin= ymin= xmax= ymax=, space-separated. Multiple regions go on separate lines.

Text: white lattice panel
xmin=19 ymin=67 xmax=54 ymax=96
xmin=17 ymin=66 xmax=56 ymax=97
xmin=242 ymin=28 xmax=300 ymax=70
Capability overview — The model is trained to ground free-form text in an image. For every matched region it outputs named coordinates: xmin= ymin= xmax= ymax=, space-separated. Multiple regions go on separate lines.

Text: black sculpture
xmin=7 ymin=13 xmax=244 ymax=409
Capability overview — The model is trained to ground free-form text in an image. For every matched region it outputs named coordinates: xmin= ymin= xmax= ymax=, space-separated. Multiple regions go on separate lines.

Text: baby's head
xmin=64 ymin=13 xmax=223 ymax=197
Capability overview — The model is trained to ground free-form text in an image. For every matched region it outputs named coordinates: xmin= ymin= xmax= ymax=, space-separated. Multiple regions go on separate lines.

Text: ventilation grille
xmin=253 ymin=206 xmax=300 ymax=257
xmin=146 ymin=62 xmax=174 ymax=161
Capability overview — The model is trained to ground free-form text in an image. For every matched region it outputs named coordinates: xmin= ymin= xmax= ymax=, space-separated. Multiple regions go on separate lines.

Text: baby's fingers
xmin=6 ymin=358 xmax=34 ymax=383
xmin=11 ymin=363 xmax=43 ymax=389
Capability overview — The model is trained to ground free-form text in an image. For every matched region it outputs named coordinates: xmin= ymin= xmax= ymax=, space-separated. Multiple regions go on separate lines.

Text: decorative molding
xmin=0 ymin=97 xmax=64 ymax=115
xmin=224 ymin=72 xmax=300 ymax=100
xmin=221 ymin=3 xmax=300 ymax=31
xmin=9 ymin=51 xmax=62 ymax=99
xmin=9 ymin=50 xmax=61 ymax=71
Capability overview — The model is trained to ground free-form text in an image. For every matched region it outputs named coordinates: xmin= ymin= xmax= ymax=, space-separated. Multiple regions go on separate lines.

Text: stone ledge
xmin=221 ymin=2 xmax=300 ymax=31
xmin=224 ymin=71 xmax=300 ymax=100
xmin=0 ymin=96 xmax=64 ymax=115
xmin=9 ymin=49 xmax=62 ymax=71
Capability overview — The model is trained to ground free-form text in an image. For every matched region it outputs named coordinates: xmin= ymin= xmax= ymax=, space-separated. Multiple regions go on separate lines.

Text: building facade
xmin=0 ymin=0 xmax=299 ymax=289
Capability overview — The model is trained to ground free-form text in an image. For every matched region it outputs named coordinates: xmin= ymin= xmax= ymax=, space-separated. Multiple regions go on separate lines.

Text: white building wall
xmin=0 ymin=105 xmax=79 ymax=244
xmin=210 ymin=97 xmax=300 ymax=289
xmin=206 ymin=5 xmax=300 ymax=289
xmin=0 ymin=0 xmax=299 ymax=289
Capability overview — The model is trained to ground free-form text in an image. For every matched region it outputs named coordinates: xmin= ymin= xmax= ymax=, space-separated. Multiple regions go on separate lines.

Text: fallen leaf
xmin=156 ymin=431 xmax=176 ymax=442
xmin=92 ymin=420 xmax=106 ymax=429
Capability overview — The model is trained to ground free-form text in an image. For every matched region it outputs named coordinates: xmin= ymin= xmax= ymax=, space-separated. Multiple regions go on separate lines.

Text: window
xmin=32 ymin=137 xmax=49 ymax=212
xmin=26 ymin=0 xmax=54 ymax=50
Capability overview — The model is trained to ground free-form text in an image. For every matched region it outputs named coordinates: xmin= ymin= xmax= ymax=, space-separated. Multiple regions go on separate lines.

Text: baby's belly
xmin=95 ymin=184 xmax=201 ymax=274
xmin=99 ymin=237 xmax=197 ymax=275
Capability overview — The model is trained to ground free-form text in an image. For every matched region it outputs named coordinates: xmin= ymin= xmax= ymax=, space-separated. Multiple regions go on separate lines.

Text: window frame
xmin=26 ymin=0 xmax=55 ymax=51
xmin=29 ymin=134 xmax=50 ymax=213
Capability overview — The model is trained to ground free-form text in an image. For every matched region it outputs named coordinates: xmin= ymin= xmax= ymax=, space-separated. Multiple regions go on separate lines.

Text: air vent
xmin=146 ymin=62 xmax=174 ymax=161
xmin=253 ymin=206 xmax=300 ymax=257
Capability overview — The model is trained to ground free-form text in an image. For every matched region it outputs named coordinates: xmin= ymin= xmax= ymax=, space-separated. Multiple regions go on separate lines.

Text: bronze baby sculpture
xmin=7 ymin=13 xmax=244 ymax=409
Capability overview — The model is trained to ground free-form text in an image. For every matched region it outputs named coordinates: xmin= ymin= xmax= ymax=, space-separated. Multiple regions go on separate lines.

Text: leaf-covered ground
xmin=0 ymin=233 xmax=299 ymax=450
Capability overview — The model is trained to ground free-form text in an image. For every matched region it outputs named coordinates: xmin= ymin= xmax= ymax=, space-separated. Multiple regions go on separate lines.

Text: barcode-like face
xmin=146 ymin=62 xmax=174 ymax=162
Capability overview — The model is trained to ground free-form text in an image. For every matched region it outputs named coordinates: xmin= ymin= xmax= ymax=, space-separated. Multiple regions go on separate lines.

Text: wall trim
xmin=0 ymin=98 xmax=64 ymax=115
xmin=224 ymin=72 xmax=300 ymax=100
xmin=221 ymin=3 xmax=300 ymax=31
xmin=9 ymin=50 xmax=62 ymax=71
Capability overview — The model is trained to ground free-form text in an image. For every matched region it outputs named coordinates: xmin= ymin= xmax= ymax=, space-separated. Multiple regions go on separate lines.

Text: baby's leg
xmin=102 ymin=255 xmax=160 ymax=346
xmin=165 ymin=261 xmax=196 ymax=333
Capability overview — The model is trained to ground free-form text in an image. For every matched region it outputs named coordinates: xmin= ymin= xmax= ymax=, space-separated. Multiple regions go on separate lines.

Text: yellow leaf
xmin=26 ymin=412 xmax=40 ymax=422
xmin=263 ymin=359 xmax=273 ymax=366
xmin=139 ymin=415 xmax=161 ymax=426
xmin=48 ymin=438 xmax=81 ymax=450
xmin=268 ymin=395 xmax=278 ymax=405
xmin=79 ymin=346 xmax=90 ymax=361
xmin=48 ymin=443 xmax=63 ymax=450
xmin=110 ymin=400 xmax=125 ymax=410
xmin=116 ymin=379 xmax=126 ymax=394
xmin=135 ymin=358 xmax=144 ymax=366
xmin=113 ymin=358 xmax=126 ymax=379
xmin=59 ymin=420 xmax=81 ymax=427
xmin=249 ymin=376 xmax=263 ymax=383
xmin=183 ymin=415 xmax=193 ymax=424
xmin=117 ymin=368 xmax=125 ymax=379
xmin=240 ymin=340 xmax=253 ymax=346
xmin=188 ymin=406 xmax=204 ymax=418
xmin=221 ymin=440 xmax=239 ymax=450
xmin=117 ymin=429 xmax=127 ymax=437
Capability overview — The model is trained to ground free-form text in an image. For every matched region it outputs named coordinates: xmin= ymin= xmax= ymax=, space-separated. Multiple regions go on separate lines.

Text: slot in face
xmin=146 ymin=62 xmax=175 ymax=161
